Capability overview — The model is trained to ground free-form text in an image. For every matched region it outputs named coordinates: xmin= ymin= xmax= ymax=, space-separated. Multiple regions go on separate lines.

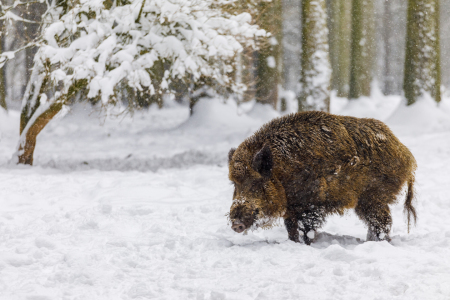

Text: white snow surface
xmin=1 ymin=95 xmax=450 ymax=299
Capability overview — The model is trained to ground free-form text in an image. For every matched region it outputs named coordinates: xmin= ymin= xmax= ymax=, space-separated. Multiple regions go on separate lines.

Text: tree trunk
xmin=17 ymin=63 xmax=63 ymax=165
xmin=298 ymin=0 xmax=331 ymax=112
xmin=328 ymin=0 xmax=352 ymax=98
xmin=241 ymin=47 xmax=257 ymax=103
xmin=328 ymin=0 xmax=339 ymax=92
xmin=0 ymin=67 xmax=5 ymax=110
xmin=349 ymin=0 xmax=374 ymax=99
xmin=282 ymin=0 xmax=301 ymax=94
xmin=404 ymin=0 xmax=441 ymax=105
xmin=18 ymin=102 xmax=62 ymax=165
xmin=336 ymin=0 xmax=352 ymax=98
xmin=0 ymin=20 xmax=6 ymax=110
xmin=255 ymin=0 xmax=283 ymax=109
xmin=440 ymin=0 xmax=450 ymax=90
xmin=382 ymin=0 xmax=394 ymax=95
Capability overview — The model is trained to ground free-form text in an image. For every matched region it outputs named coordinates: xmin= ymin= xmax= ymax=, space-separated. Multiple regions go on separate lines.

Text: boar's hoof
xmin=366 ymin=228 xmax=391 ymax=242
xmin=232 ymin=221 xmax=246 ymax=233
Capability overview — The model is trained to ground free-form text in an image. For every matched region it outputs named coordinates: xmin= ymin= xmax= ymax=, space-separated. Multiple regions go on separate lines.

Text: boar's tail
xmin=404 ymin=176 xmax=417 ymax=234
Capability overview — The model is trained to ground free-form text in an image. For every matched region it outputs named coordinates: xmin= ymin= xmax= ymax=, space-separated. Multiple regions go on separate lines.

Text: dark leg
xmin=355 ymin=200 xmax=392 ymax=242
xmin=297 ymin=205 xmax=327 ymax=245
xmin=284 ymin=213 xmax=300 ymax=243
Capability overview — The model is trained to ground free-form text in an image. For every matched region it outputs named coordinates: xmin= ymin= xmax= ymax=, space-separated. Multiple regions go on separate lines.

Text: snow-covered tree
xmin=298 ymin=0 xmax=331 ymax=112
xmin=14 ymin=0 xmax=264 ymax=165
xmin=349 ymin=0 xmax=374 ymax=100
xmin=404 ymin=0 xmax=441 ymax=105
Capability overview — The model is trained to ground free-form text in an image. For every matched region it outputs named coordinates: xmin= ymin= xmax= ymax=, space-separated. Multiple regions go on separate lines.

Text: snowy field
xmin=1 ymin=95 xmax=450 ymax=300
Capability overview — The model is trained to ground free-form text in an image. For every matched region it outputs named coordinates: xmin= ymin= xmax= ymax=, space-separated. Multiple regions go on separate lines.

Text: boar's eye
xmin=232 ymin=162 xmax=246 ymax=181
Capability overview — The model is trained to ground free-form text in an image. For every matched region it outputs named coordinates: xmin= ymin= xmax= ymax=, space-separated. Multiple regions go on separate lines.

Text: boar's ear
xmin=228 ymin=148 xmax=236 ymax=163
xmin=252 ymin=145 xmax=273 ymax=178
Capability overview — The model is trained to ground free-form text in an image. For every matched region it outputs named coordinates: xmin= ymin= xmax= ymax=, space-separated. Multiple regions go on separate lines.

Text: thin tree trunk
xmin=17 ymin=62 xmax=62 ymax=165
xmin=328 ymin=0 xmax=339 ymax=92
xmin=18 ymin=102 xmax=62 ymax=165
xmin=242 ymin=47 xmax=257 ymax=103
xmin=298 ymin=0 xmax=331 ymax=112
xmin=404 ymin=0 xmax=441 ymax=105
xmin=329 ymin=0 xmax=352 ymax=98
xmin=382 ymin=0 xmax=394 ymax=95
xmin=436 ymin=1 xmax=441 ymax=102
xmin=336 ymin=0 xmax=352 ymax=98
xmin=0 ymin=20 xmax=6 ymax=110
xmin=0 ymin=67 xmax=6 ymax=111
xmin=235 ymin=48 xmax=257 ymax=104
xmin=282 ymin=0 xmax=301 ymax=93
xmin=349 ymin=0 xmax=374 ymax=99
xmin=255 ymin=0 xmax=283 ymax=109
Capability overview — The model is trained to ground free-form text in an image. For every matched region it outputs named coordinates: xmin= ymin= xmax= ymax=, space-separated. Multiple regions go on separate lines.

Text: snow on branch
xmin=0 ymin=10 xmax=39 ymax=23
xmin=0 ymin=42 xmax=39 ymax=69
xmin=35 ymin=0 xmax=265 ymax=105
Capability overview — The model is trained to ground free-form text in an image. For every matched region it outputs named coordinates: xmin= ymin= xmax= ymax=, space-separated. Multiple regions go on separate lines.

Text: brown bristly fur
xmin=228 ymin=111 xmax=417 ymax=244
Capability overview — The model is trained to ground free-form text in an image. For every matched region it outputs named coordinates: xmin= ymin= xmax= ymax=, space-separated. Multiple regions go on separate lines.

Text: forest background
xmin=0 ymin=0 xmax=447 ymax=165
xmin=0 ymin=0 xmax=446 ymax=164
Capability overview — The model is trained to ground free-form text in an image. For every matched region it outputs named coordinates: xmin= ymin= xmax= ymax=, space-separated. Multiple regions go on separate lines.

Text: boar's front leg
xmin=297 ymin=205 xmax=327 ymax=245
xmin=284 ymin=211 xmax=300 ymax=243
xmin=284 ymin=206 xmax=326 ymax=245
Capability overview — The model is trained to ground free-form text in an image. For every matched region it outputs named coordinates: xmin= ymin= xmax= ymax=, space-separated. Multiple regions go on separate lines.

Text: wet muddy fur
xmin=228 ymin=111 xmax=417 ymax=244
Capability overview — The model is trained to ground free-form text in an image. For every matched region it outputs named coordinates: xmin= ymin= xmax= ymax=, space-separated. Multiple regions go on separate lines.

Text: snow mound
xmin=246 ymin=102 xmax=281 ymax=122
xmin=329 ymin=91 xmax=349 ymax=114
xmin=387 ymin=95 xmax=450 ymax=134
xmin=337 ymin=95 xmax=402 ymax=121
xmin=180 ymin=98 xmax=254 ymax=130
xmin=0 ymin=108 xmax=19 ymax=133
xmin=278 ymin=89 xmax=298 ymax=113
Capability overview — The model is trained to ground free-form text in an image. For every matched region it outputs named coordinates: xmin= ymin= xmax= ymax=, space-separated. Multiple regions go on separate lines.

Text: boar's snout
xmin=231 ymin=220 xmax=246 ymax=233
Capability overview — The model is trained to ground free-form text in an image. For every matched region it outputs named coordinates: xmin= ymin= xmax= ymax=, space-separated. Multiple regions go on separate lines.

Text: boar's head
xmin=228 ymin=144 xmax=287 ymax=233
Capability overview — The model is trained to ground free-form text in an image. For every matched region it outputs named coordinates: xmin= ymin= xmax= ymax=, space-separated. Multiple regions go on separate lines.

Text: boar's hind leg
xmin=355 ymin=197 xmax=393 ymax=242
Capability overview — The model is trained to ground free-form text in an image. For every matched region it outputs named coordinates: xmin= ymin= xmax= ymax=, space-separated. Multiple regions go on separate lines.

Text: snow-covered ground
xmin=1 ymin=95 xmax=450 ymax=300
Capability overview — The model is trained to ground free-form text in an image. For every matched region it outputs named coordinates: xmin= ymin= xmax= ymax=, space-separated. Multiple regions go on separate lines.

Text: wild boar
xmin=228 ymin=111 xmax=417 ymax=245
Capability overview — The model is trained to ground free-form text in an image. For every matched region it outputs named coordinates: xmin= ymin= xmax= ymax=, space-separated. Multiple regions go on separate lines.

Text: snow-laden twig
xmin=0 ymin=10 xmax=39 ymax=23
xmin=0 ymin=41 xmax=39 ymax=69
